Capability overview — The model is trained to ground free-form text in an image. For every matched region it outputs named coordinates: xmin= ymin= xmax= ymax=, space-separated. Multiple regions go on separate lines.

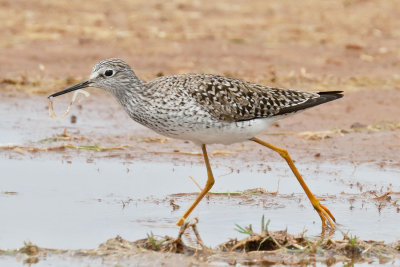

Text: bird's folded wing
xmin=186 ymin=74 xmax=319 ymax=122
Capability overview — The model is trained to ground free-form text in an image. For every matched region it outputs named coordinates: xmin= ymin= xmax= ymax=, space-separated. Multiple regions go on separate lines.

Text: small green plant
xmin=349 ymin=234 xmax=358 ymax=246
xmin=234 ymin=215 xmax=272 ymax=237
xmin=146 ymin=232 xmax=165 ymax=251
xmin=261 ymin=215 xmax=271 ymax=234
xmin=234 ymin=223 xmax=254 ymax=236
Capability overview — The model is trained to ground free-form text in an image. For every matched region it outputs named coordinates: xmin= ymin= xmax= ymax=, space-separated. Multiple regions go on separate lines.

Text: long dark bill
xmin=48 ymin=80 xmax=91 ymax=99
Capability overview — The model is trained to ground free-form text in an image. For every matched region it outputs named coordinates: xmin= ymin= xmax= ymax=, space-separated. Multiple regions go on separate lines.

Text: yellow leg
xmin=176 ymin=144 xmax=215 ymax=226
xmin=251 ymin=137 xmax=336 ymax=232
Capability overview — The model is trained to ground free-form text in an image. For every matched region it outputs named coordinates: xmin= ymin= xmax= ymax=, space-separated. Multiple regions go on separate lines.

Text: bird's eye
xmin=104 ymin=70 xmax=114 ymax=77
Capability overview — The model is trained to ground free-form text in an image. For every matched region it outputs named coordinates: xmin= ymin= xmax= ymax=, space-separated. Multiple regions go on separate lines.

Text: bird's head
xmin=48 ymin=58 xmax=140 ymax=98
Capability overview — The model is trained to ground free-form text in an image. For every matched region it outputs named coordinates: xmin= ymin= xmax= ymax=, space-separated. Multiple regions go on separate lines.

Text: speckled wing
xmin=185 ymin=74 xmax=335 ymax=122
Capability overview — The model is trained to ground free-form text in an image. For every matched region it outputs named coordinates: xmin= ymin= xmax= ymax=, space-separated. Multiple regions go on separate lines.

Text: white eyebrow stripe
xmin=89 ymin=70 xmax=101 ymax=80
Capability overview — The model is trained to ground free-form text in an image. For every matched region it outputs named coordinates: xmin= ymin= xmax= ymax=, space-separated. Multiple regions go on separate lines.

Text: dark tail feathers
xmin=277 ymin=91 xmax=343 ymax=116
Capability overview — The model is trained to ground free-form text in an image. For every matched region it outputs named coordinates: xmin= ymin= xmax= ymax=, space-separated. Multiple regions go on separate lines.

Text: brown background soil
xmin=1 ymin=0 xmax=400 ymax=90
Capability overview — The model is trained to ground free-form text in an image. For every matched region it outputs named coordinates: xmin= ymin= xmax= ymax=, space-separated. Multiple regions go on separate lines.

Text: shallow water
xmin=1 ymin=93 xmax=399 ymax=265
xmin=0 ymin=254 xmax=398 ymax=267
xmin=1 ymin=157 xmax=399 ymax=251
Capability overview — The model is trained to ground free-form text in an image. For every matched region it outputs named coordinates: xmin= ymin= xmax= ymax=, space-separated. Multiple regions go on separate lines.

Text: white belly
xmin=170 ymin=117 xmax=277 ymax=145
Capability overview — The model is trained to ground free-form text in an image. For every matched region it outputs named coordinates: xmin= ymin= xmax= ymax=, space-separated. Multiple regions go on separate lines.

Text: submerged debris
xmin=0 ymin=143 xmax=129 ymax=153
xmin=137 ymin=137 xmax=169 ymax=143
xmin=64 ymin=143 xmax=129 ymax=152
xmin=89 ymin=218 xmax=400 ymax=266
xmin=267 ymin=121 xmax=400 ymax=140
xmin=1 ymin=219 xmax=399 ymax=266
xmin=18 ymin=242 xmax=39 ymax=256
xmin=135 ymin=218 xmax=209 ymax=254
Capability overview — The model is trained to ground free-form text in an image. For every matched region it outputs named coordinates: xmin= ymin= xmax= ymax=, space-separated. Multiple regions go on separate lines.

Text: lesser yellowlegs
xmin=49 ymin=58 xmax=342 ymax=232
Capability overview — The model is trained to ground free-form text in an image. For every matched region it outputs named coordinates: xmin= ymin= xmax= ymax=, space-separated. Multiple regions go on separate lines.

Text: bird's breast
xmin=117 ymin=90 xmax=276 ymax=145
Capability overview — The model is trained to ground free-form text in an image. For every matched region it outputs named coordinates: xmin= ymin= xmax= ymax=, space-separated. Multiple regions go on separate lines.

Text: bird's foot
xmin=311 ymin=197 xmax=336 ymax=235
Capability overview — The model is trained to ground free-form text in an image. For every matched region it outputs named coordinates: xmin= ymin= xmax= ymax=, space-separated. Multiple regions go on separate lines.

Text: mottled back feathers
xmin=146 ymin=74 xmax=342 ymax=122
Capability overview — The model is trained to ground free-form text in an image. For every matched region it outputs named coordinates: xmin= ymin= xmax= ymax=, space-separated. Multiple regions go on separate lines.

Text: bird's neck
xmin=111 ymin=80 xmax=149 ymax=123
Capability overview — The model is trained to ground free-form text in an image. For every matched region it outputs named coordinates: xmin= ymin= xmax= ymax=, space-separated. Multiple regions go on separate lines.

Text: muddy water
xmin=1 ymin=156 xmax=399 ymax=250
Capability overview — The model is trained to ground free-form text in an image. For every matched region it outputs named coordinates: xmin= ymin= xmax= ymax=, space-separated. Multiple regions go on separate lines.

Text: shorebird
xmin=49 ymin=58 xmax=342 ymax=232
